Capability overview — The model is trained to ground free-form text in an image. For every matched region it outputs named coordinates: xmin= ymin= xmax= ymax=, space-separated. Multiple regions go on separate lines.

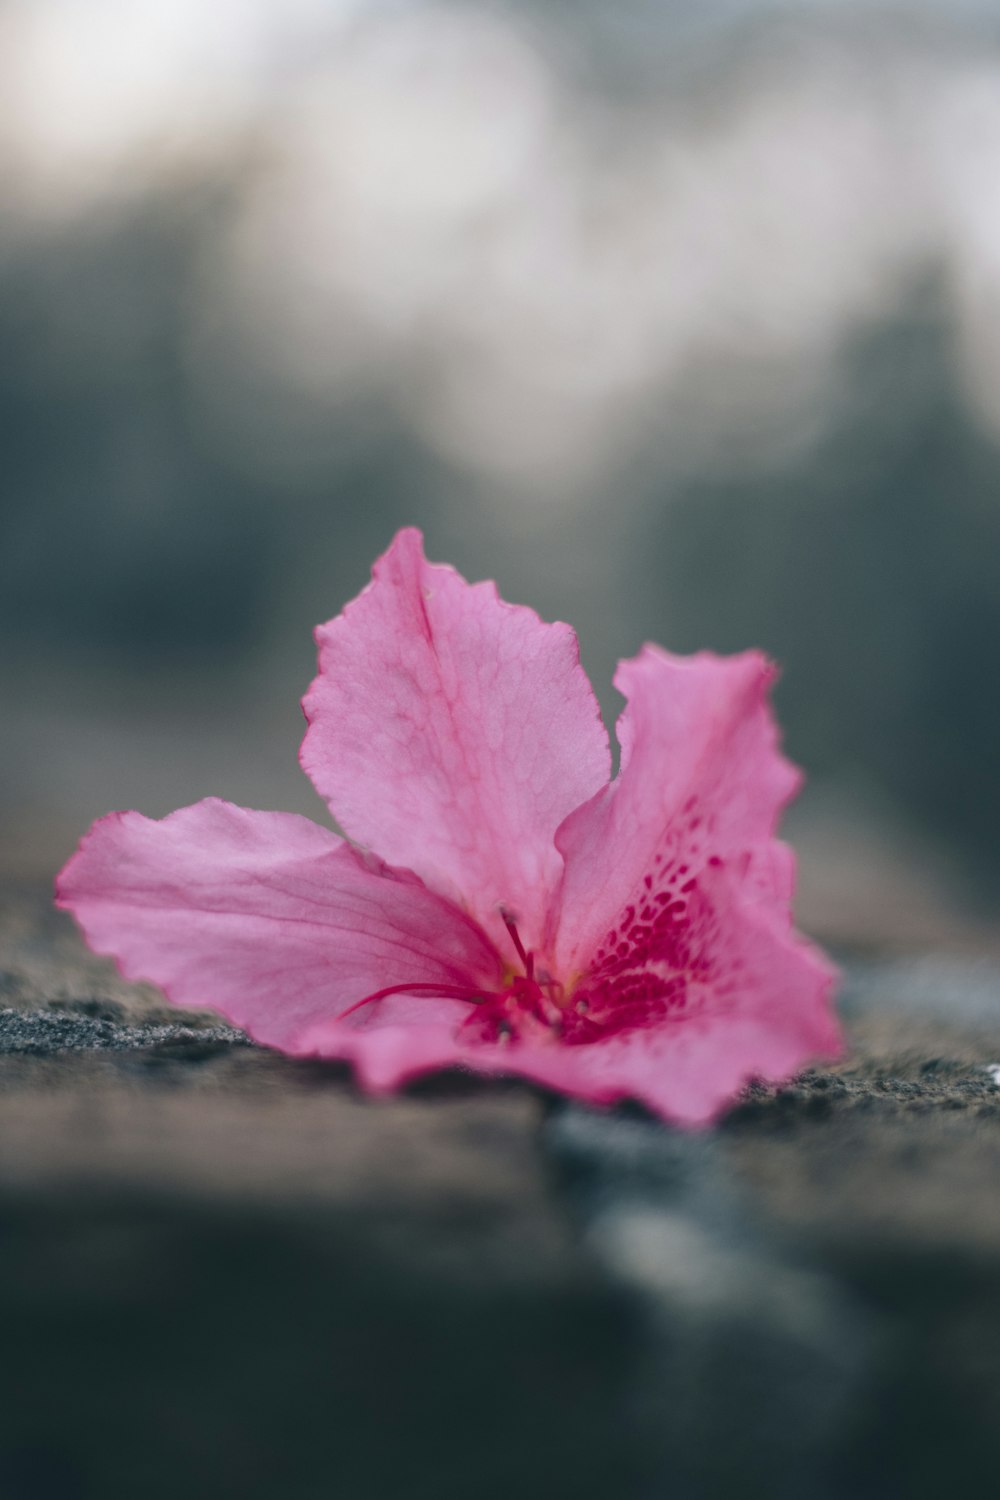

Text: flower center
xmin=486 ymin=909 xmax=567 ymax=1042
xmin=334 ymin=907 xmax=570 ymax=1045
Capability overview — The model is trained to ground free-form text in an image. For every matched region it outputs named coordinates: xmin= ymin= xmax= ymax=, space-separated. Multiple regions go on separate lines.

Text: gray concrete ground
xmin=2 ymin=880 xmax=1000 ymax=1499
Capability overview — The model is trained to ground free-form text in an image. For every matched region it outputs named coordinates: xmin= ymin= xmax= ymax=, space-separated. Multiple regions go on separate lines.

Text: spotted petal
xmin=500 ymin=876 xmax=840 ymax=1124
xmin=551 ymin=646 xmax=802 ymax=977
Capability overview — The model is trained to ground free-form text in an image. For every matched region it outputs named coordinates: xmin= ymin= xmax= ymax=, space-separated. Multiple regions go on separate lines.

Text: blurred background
xmin=3 ymin=0 xmax=1000 ymax=954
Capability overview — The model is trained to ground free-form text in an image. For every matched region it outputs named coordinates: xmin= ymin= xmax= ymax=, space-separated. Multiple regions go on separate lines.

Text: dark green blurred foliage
xmin=644 ymin=313 xmax=1000 ymax=891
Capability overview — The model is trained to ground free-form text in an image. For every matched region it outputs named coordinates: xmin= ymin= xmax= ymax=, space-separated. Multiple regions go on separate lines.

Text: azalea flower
xmin=56 ymin=528 xmax=840 ymax=1123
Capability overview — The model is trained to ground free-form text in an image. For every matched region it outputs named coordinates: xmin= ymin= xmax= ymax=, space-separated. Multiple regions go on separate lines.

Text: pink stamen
xmin=500 ymin=907 xmax=533 ymax=979
xmin=336 ymin=981 xmax=483 ymax=1022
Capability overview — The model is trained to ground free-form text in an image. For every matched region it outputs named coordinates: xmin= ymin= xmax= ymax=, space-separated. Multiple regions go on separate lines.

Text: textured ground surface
xmin=2 ymin=880 xmax=1000 ymax=1499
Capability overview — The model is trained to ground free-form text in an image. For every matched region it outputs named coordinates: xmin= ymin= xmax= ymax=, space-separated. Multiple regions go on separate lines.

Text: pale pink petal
xmin=56 ymin=798 xmax=501 ymax=1052
xmin=300 ymin=528 xmax=610 ymax=954
xmin=746 ymin=839 xmax=797 ymax=918
xmin=468 ymin=885 xmax=841 ymax=1125
xmin=551 ymin=646 xmax=801 ymax=975
xmin=296 ymin=985 xmax=491 ymax=1092
xmin=297 ymin=1015 xmax=475 ymax=1093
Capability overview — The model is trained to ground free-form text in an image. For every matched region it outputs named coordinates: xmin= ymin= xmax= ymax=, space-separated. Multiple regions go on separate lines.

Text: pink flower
xmin=56 ymin=528 xmax=840 ymax=1124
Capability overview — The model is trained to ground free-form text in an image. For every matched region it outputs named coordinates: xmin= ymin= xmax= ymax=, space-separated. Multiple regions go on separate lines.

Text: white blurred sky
xmin=4 ymin=0 xmax=1000 ymax=491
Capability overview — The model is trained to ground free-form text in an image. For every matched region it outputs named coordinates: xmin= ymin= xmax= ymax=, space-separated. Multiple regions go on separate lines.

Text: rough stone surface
xmin=2 ymin=881 xmax=1000 ymax=1499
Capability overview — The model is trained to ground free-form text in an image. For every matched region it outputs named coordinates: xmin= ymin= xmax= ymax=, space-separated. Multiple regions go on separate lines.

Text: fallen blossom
xmin=56 ymin=528 xmax=841 ymax=1123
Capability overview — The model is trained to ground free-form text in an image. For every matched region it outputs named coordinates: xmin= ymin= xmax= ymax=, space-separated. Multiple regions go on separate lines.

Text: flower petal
xmin=56 ymin=798 xmax=501 ymax=1051
xmin=295 ymin=1014 xmax=478 ymax=1094
xmin=300 ymin=527 xmax=611 ymax=953
xmin=479 ymin=883 xmax=840 ymax=1125
xmin=551 ymin=645 xmax=801 ymax=975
